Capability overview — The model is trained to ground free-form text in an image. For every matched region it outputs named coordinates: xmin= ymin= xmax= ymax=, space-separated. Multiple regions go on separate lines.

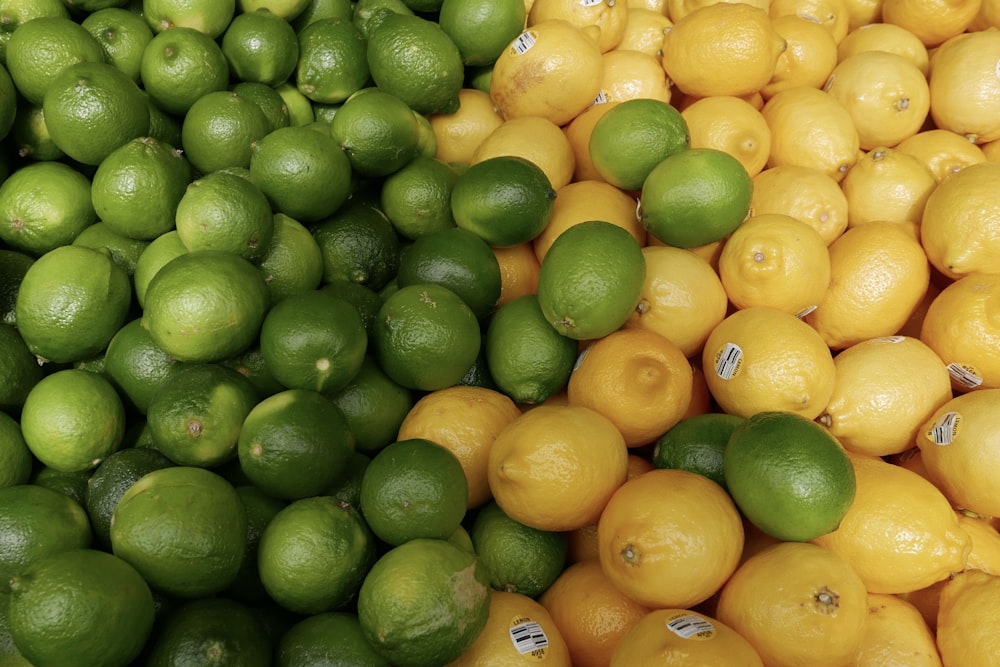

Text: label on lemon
xmin=591 ymin=90 xmax=608 ymax=106
xmin=873 ymin=335 xmax=906 ymax=344
xmin=510 ymin=31 xmax=537 ymax=55
xmin=946 ymin=362 xmax=983 ymax=389
xmin=664 ymin=612 xmax=716 ymax=640
xmin=579 ymin=0 xmax=604 ymax=5
xmin=714 ymin=342 xmax=743 ymax=380
xmin=926 ymin=411 xmax=961 ymax=446
xmin=794 ymin=305 xmax=818 ymax=318
xmin=509 ymin=615 xmax=550 ymax=660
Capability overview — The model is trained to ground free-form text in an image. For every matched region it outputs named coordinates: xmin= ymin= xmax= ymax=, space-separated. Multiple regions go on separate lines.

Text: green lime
xmin=145 ymin=91 xmax=184 ymax=147
xmin=325 ymin=450 xmax=371 ymax=509
xmin=7 ymin=549 xmax=154 ymax=667
xmin=380 ymin=155 xmax=459 ymax=240
xmin=311 ymin=199 xmax=401 ymax=290
xmin=292 ymin=0 xmax=353 ymax=31
xmin=458 ymin=339 xmax=497 ymax=390
xmin=140 ymin=26 xmax=230 ymax=115
xmin=81 ymin=7 xmax=154 ymax=83
xmin=221 ymin=8 xmax=298 ymax=86
xmin=180 ymin=89 xmax=271 ymax=175
xmin=450 ymin=155 xmax=556 ymax=248
xmin=42 ymin=61 xmax=150 ymax=166
xmin=724 ymin=410 xmax=857 ymax=542
xmin=0 ymin=323 xmax=44 ymax=414
xmin=142 ymin=0 xmax=236 ymax=37
xmin=373 ymin=283 xmax=482 ymax=391
xmin=351 ymin=0 xmax=413 ymax=38
xmin=143 ymin=597 xmax=271 ymax=667
xmin=0 ymin=61 xmax=15 ymax=140
xmin=259 ymin=290 xmax=367 ymax=394
xmin=467 ymin=63 xmax=493 ymax=93
xmin=27 ymin=467 xmax=91 ymax=508
xmin=71 ymin=223 xmax=150 ymax=276
xmin=320 ymin=279 xmax=384 ymax=340
xmin=103 ymin=318 xmax=186 ymax=414
xmin=0 ymin=484 xmax=92 ymax=586
xmin=175 ymin=170 xmax=275 ymax=262
xmin=412 ymin=109 xmax=437 ymax=158
xmin=249 ymin=124 xmax=353 ymax=223
xmin=274 ymin=81 xmax=315 ymax=126
xmin=1 ymin=585 xmax=31 ymax=665
xmin=295 ymin=17 xmax=369 ymax=104
xmin=276 ymin=611 xmax=390 ymax=667
xmin=221 ymin=345 xmax=287 ymax=399
xmin=357 ymin=537 xmax=490 ymax=667
xmin=84 ymin=446 xmax=175 ymax=548
xmin=0 ymin=0 xmax=70 ymax=64
xmin=91 ymin=136 xmax=192 ymax=242
xmin=110 ymin=465 xmax=248 ymax=598
xmin=359 ymin=438 xmax=468 ymax=546
xmin=147 ymin=363 xmax=260 ymax=468
xmin=652 ymin=412 xmax=745 ymax=490
xmin=15 ymin=244 xmax=131 ymax=364
xmin=0 ymin=161 xmax=96 ymax=255
xmin=326 ymin=354 xmax=414 ymax=454
xmin=366 ymin=12 xmax=464 ymax=115
xmin=258 ymin=213 xmax=325 ymax=303
xmin=470 ymin=500 xmax=568 ymax=597
xmin=132 ymin=229 xmax=187 ymax=309
xmin=232 ymin=81 xmax=292 ymax=133
xmin=330 ymin=87 xmax=421 ymax=178
xmin=5 ymin=16 xmax=104 ymax=105
xmin=589 ymin=98 xmax=691 ymax=192
xmin=226 ymin=484 xmax=287 ymax=604
xmin=438 ymin=0 xmax=525 ymax=66
xmin=237 ymin=388 xmax=357 ymax=500
xmin=536 ymin=219 xmax=646 ymax=340
xmin=238 ymin=0 xmax=311 ymax=20
xmin=9 ymin=99 xmax=65 ymax=162
xmin=257 ymin=495 xmax=375 ymax=614
xmin=141 ymin=249 xmax=271 ymax=363
xmin=20 ymin=369 xmax=126 ymax=473
xmin=0 ymin=414 xmax=32 ymax=489
xmin=485 ymin=294 xmax=577 ymax=405
xmin=0 ymin=250 xmax=32 ymax=327
xmin=640 ymin=146 xmax=754 ymax=249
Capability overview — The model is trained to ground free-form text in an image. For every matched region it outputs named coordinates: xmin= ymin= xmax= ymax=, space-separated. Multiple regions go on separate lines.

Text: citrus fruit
xmin=143 ymin=597 xmax=271 ymax=667
xmin=896 ymin=128 xmax=987 ymax=183
xmin=427 ymin=87 xmax=505 ymax=166
xmin=180 ymin=89 xmax=271 ymax=175
xmin=101 ymin=315 xmax=183 ymax=414
xmin=449 ymin=590 xmax=571 ymax=665
xmin=80 ymin=7 xmax=154 ymax=83
xmin=5 ymin=15 xmax=104 ymax=105
xmin=379 ymin=156 xmax=460 ymax=240
xmin=749 ymin=163 xmax=848 ymax=244
xmin=220 ymin=7 xmax=298 ymax=87
xmin=311 ymin=200 xmax=401 ymax=291
xmin=140 ymin=25 xmax=230 ymax=115
xmin=255 ymin=213 xmax=323 ymax=302
xmin=438 ymin=0 xmax=525 ymax=66
xmin=110 ymin=465 xmax=247 ymax=598
xmin=724 ymin=410 xmax=856 ymax=542
xmin=927 ymin=30 xmax=1000 ymax=144
xmin=761 ymin=14 xmax=838 ymax=100
xmin=141 ymin=0 xmax=236 ymax=36
xmin=358 ymin=538 xmax=491 ymax=666
xmin=840 ymin=146 xmax=938 ymax=227
xmin=589 ymin=98 xmax=690 ymax=191
xmin=936 ymin=569 xmax=1000 ymax=666
xmin=237 ymin=388 xmax=356 ymax=500
xmin=132 ymin=230 xmax=187 ymax=309
xmin=597 ymin=48 xmax=673 ymax=106
xmin=6 ymin=549 xmax=154 ymax=667
xmin=471 ymin=115 xmax=576 ymax=191
xmin=651 ymin=412 xmax=745 ymax=490
xmin=329 ymin=87 xmax=421 ymax=178
xmin=84 ymin=447 xmax=175 ymax=548
xmin=681 ymin=94 xmax=772 ymax=178
xmin=528 ymin=0 xmax=629 ymax=52
xmin=492 ymin=242 xmax=540 ymax=307
xmin=0 ymin=413 xmax=32 ymax=489
xmin=853 ymin=593 xmax=941 ymax=667
xmin=536 ymin=219 xmax=646 ymax=341
xmin=326 ymin=354 xmax=414 ymax=455
xmin=275 ymin=611 xmax=390 ymax=667
xmin=70 ymin=223 xmax=149 ymax=277
xmin=0 ymin=323 xmax=43 ymax=415
xmin=610 ymin=608 xmax=764 ymax=666
xmin=639 ymin=147 xmax=753 ymax=249
xmin=768 ymin=0 xmax=850 ymax=42
xmin=294 ymin=16 xmax=368 ymax=104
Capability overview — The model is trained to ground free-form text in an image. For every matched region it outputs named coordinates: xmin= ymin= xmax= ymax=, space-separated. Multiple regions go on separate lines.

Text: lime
xmin=295 ymin=17 xmax=369 ymax=104
xmin=5 ymin=16 xmax=104 ymax=105
xmin=175 ymin=170 xmax=275 ymax=262
xmin=396 ymin=226 xmax=501 ymax=320
xmin=325 ymin=450 xmax=371 ymax=509
xmin=140 ymin=26 xmax=230 ymax=115
xmin=249 ymin=125 xmax=353 ymax=223
xmin=227 ymin=484 xmax=287 ymax=604
xmin=536 ymin=219 xmax=646 ymax=340
xmin=330 ymin=88 xmax=422 ymax=178
xmin=326 ymin=354 xmax=414 ymax=454
xmin=485 ymin=293 xmax=577 ymax=405
xmin=274 ymin=81 xmax=315 ymax=126
xmin=91 ymin=136 xmax=192 ymax=242
xmin=145 ymin=92 xmax=183 ymax=147
xmin=276 ymin=611 xmax=390 ymax=667
xmin=7 ymin=549 xmax=154 ymax=667
xmin=0 ymin=0 xmax=70 ymax=64
xmin=103 ymin=318 xmax=186 ymax=414
xmin=81 ymin=7 xmax=155 ymax=83
xmin=237 ymin=388 xmax=357 ymax=499
xmin=724 ymin=410 xmax=857 ymax=542
xmin=366 ymin=12 xmax=464 ymax=115
xmin=0 ymin=61 xmax=15 ymax=140
xmin=640 ymin=147 xmax=754 ymax=249
xmin=0 ymin=323 xmax=44 ymax=414
xmin=147 ymin=363 xmax=260 ymax=468
xmin=142 ymin=0 xmax=236 ymax=37
xmin=180 ymin=89 xmax=271 ymax=175
xmin=71 ymin=222 xmax=150 ymax=276
xmin=357 ymin=537 xmax=491 ymax=667
xmin=589 ymin=98 xmax=691 ymax=191
xmin=373 ymin=283 xmax=482 ymax=391
xmin=84 ymin=447 xmax=175 ymax=548
xmin=312 ymin=200 xmax=402 ymax=291
xmin=9 ymin=99 xmax=65 ymax=162
xmin=0 ymin=251 xmax=32 ymax=327
xmin=380 ymin=156 xmax=459 ymax=240
xmin=257 ymin=495 xmax=375 ymax=613
xmin=232 ymin=81 xmax=291 ymax=133
xmin=652 ymin=412 xmax=745 ymax=490
xmin=320 ymin=279 xmax=384 ymax=340
xmin=237 ymin=0 xmax=311 ymax=20
xmin=221 ymin=345 xmax=287 ymax=399
xmin=352 ymin=0 xmax=414 ymax=38
xmin=110 ymin=465 xmax=248 ymax=598
xmin=359 ymin=438 xmax=468 ymax=546
xmin=438 ymin=0 xmax=525 ymax=66
xmin=471 ymin=500 xmax=568 ymax=597
xmin=42 ymin=61 xmax=150 ymax=166
xmin=0 ymin=484 xmax=92 ymax=585
xmin=27 ymin=467 xmax=91 ymax=509
xmin=141 ymin=249 xmax=271 ymax=363
xmin=258 ymin=213 xmax=325 ymax=303
xmin=221 ymin=8 xmax=299 ymax=86
xmin=0 ymin=161 xmax=96 ymax=256
xmin=292 ymin=0 xmax=353 ymax=30
xmin=132 ymin=229 xmax=187 ymax=309
xmin=0 ymin=414 xmax=32 ymax=489
xmin=143 ymin=597 xmax=271 ymax=667
xmin=450 ymin=155 xmax=556 ymax=248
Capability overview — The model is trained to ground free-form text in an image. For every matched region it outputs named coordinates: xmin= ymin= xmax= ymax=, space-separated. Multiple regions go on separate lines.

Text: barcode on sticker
xmin=511 ymin=31 xmax=536 ymax=54
xmin=947 ymin=363 xmax=983 ymax=389
xmin=509 ymin=620 xmax=549 ymax=654
xmin=715 ymin=342 xmax=743 ymax=380
xmin=928 ymin=411 xmax=961 ymax=446
xmin=795 ymin=305 xmax=818 ymax=318
xmin=592 ymin=90 xmax=608 ymax=105
xmin=876 ymin=336 xmax=906 ymax=343
xmin=666 ymin=614 xmax=716 ymax=639
xmin=580 ymin=0 xmax=604 ymax=5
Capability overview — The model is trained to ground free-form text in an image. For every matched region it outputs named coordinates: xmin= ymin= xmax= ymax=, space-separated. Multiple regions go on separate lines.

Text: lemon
xmin=681 ymin=94 xmax=772 ymax=177
xmin=611 ymin=608 xmax=764 ymax=666
xmin=840 ymin=146 xmax=937 ymax=227
xmin=761 ymin=14 xmax=838 ymax=100
xmin=0 ymin=161 xmax=96 ymax=256
xmin=937 ymin=569 xmax=1000 ymax=666
xmin=472 ymin=115 xmax=577 ymax=191
xmin=854 ymin=593 xmax=941 ymax=667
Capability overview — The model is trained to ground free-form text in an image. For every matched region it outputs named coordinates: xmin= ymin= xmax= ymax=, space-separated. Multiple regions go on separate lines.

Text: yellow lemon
xmin=528 ymin=0 xmax=630 ymax=52
xmin=750 ymin=163 xmax=849 ymax=244
xmin=562 ymin=100 xmax=618 ymax=182
xmin=492 ymin=242 xmax=541 ymax=307
xmin=936 ymin=569 xmax=1000 ymax=665
xmin=853 ymin=594 xmax=943 ymax=667
xmin=667 ymin=0 xmax=769 ymax=22
xmin=427 ymin=88 xmax=504 ymax=166
xmin=958 ymin=511 xmax=1000 ymax=575
xmin=895 ymin=128 xmax=987 ymax=182
xmin=615 ymin=8 xmax=672 ymax=56
xmin=837 ymin=22 xmax=930 ymax=75
xmin=761 ymin=14 xmax=839 ymax=99
xmin=929 ymin=30 xmax=1000 ymax=144
xmin=770 ymin=0 xmax=851 ymax=43
xmin=471 ymin=115 xmax=575 ymax=190
xmin=841 ymin=0 xmax=883 ymax=30
xmin=610 ymin=608 xmax=764 ymax=666
xmin=597 ymin=48 xmax=672 ymax=105
xmin=840 ymin=147 xmax=938 ymax=227
xmin=681 ymin=94 xmax=772 ymax=177
xmin=881 ymin=0 xmax=982 ymax=47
